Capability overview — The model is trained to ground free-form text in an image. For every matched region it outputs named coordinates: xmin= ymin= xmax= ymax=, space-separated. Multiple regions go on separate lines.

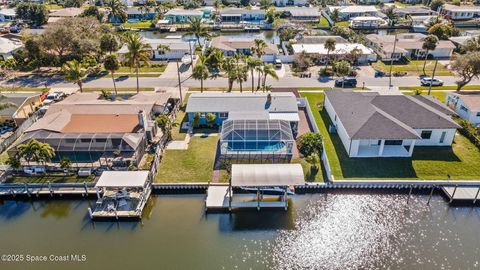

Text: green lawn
xmin=318 ymin=16 xmax=331 ymax=27
xmin=298 ymin=87 xmax=369 ymax=91
xmin=0 ymin=87 xmax=48 ymax=92
xmin=116 ymin=65 xmax=167 ymax=73
xmin=372 ymin=60 xmax=453 ymax=76
xmin=96 ymin=73 xmax=161 ymax=78
xmin=121 ymin=20 xmax=154 ymax=28
xmin=334 ymin=21 xmax=350 ymax=27
xmin=399 ymin=85 xmax=480 ymax=91
xmin=403 ymin=91 xmax=447 ymax=102
xmin=7 ymin=175 xmax=95 ymax=184
xmin=292 ymin=158 xmax=325 ymax=182
xmin=301 ymin=92 xmax=480 ymax=180
xmin=82 ymin=87 xmax=154 ymax=92
xmin=155 ymin=136 xmax=219 ymax=183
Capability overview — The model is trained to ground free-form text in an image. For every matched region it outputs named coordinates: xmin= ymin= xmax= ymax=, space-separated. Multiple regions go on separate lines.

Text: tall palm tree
xmin=422 ymin=34 xmax=439 ymax=75
xmin=246 ymin=56 xmax=262 ymax=92
xmin=261 ymin=64 xmax=279 ymax=92
xmin=37 ymin=142 xmax=55 ymax=164
xmin=192 ymin=55 xmax=209 ymax=93
xmin=185 ymin=17 xmax=210 ymax=47
xmin=385 ymin=7 xmax=398 ymax=26
xmin=123 ymin=31 xmax=152 ymax=93
xmin=206 ymin=48 xmax=224 ymax=75
xmin=251 ymin=39 xmax=267 ymax=60
xmin=103 ymin=54 xmax=120 ymax=95
xmin=236 ymin=64 xmax=248 ymax=93
xmin=222 ymin=57 xmax=237 ymax=92
xmin=17 ymin=140 xmax=54 ymax=165
xmin=62 ymin=60 xmax=87 ymax=93
xmin=106 ymin=0 xmax=127 ymax=23
xmin=324 ymin=38 xmax=336 ymax=68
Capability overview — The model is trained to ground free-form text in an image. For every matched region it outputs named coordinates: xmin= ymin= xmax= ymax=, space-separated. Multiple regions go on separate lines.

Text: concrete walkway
xmin=165 ymin=126 xmax=193 ymax=150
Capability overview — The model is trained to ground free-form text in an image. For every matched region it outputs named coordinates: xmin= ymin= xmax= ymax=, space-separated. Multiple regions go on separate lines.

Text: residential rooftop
xmin=0 ymin=37 xmax=23 ymax=54
xmin=325 ymin=91 xmax=459 ymax=140
xmin=0 ymin=93 xmax=40 ymax=117
xmin=210 ymin=36 xmax=278 ymax=54
xmin=448 ymin=91 xmax=480 ymax=111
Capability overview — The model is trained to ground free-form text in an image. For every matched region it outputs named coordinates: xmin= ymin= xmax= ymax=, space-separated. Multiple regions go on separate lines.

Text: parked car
xmin=334 ymin=77 xmax=357 ymax=88
xmin=421 ymin=77 xmax=443 ymax=86
xmin=78 ymin=168 xmax=92 ymax=177
xmin=43 ymin=92 xmax=62 ymax=105
xmin=274 ymin=59 xmax=282 ymax=69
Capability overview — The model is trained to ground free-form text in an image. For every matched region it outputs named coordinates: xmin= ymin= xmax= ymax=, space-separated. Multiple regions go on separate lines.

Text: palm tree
xmin=185 ymin=17 xmax=210 ymax=47
xmin=222 ymin=57 xmax=237 ymax=92
xmin=106 ymin=0 xmax=127 ymax=23
xmin=385 ymin=7 xmax=398 ymax=26
xmin=192 ymin=55 xmax=209 ymax=93
xmin=247 ymin=57 xmax=262 ymax=92
xmin=103 ymin=54 xmax=120 ymax=95
xmin=335 ymin=60 xmax=352 ymax=88
xmin=206 ymin=48 xmax=224 ymax=75
xmin=261 ymin=64 xmax=278 ymax=92
xmin=36 ymin=141 xmax=55 ymax=164
xmin=17 ymin=140 xmax=55 ymax=165
xmin=330 ymin=8 xmax=340 ymax=22
xmin=252 ymin=39 xmax=267 ymax=60
xmin=62 ymin=60 xmax=87 ymax=93
xmin=122 ymin=31 xmax=152 ymax=93
xmin=324 ymin=38 xmax=336 ymax=68
xmin=236 ymin=64 xmax=248 ymax=93
xmin=422 ymin=35 xmax=439 ymax=75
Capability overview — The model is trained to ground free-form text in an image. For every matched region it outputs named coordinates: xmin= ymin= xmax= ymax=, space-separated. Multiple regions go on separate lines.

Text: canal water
xmin=1 ymin=193 xmax=479 ymax=270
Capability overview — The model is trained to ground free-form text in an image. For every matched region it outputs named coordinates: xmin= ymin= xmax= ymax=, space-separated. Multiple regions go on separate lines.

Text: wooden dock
xmin=0 ymin=183 xmax=97 ymax=198
xmin=441 ymin=186 xmax=480 ymax=203
xmin=205 ymin=186 xmax=229 ymax=210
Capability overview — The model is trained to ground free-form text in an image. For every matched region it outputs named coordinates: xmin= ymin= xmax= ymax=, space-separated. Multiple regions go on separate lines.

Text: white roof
xmin=0 ymin=8 xmax=15 ymax=16
xmin=292 ymin=43 xmax=374 ymax=55
xmin=329 ymin=5 xmax=378 ymax=14
xmin=165 ymin=8 xmax=203 ymax=16
xmin=231 ymin=164 xmax=304 ymax=187
xmin=269 ymin=112 xmax=300 ymax=122
xmin=351 ymin=16 xmax=385 ymax=21
xmin=443 ymin=4 xmax=480 ymax=12
xmin=95 ymin=171 xmax=150 ymax=188
xmin=0 ymin=37 xmax=23 ymax=54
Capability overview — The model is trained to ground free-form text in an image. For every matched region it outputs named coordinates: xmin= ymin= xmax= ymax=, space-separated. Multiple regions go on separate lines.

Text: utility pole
xmin=176 ymin=60 xmax=183 ymax=105
xmin=389 ymin=34 xmax=398 ymax=89
xmin=428 ymin=60 xmax=438 ymax=96
xmin=188 ymin=40 xmax=194 ymax=70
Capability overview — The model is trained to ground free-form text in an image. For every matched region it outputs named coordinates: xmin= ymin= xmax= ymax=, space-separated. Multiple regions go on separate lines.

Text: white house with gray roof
xmin=186 ymin=92 xmax=299 ymax=131
xmin=324 ymin=91 xmax=459 ymax=158
xmin=446 ymin=92 xmax=480 ymax=127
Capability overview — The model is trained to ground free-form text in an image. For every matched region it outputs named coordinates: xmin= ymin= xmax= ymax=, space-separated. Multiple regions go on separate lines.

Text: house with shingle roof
xmin=210 ymin=36 xmax=279 ymax=62
xmin=324 ymin=90 xmax=459 ymax=157
xmin=446 ymin=92 xmax=480 ymax=127
xmin=10 ymin=92 xmax=173 ymax=166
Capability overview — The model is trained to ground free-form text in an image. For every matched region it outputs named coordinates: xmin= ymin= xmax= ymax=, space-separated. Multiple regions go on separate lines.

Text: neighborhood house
xmin=210 ymin=36 xmax=278 ymax=62
xmin=324 ymin=91 xmax=459 ymax=158
xmin=446 ymin=92 xmax=480 ymax=127
xmin=118 ymin=36 xmax=192 ymax=61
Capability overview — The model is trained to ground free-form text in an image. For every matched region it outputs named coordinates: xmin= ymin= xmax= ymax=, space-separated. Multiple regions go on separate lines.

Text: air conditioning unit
xmin=328 ymin=124 xmax=337 ymax=133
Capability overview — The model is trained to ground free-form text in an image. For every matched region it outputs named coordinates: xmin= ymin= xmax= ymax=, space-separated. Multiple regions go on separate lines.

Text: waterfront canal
xmin=1 ymin=193 xmax=479 ymax=270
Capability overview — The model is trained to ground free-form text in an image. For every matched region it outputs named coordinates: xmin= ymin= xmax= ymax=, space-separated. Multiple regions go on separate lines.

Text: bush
xmin=319 ymin=67 xmax=334 ymax=77
xmin=454 ymin=116 xmax=480 ymax=149
xmin=297 ymin=132 xmax=323 ymax=157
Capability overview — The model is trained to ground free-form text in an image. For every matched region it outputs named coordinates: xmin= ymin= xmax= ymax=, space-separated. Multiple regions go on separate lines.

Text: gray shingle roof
xmin=0 ymin=93 xmax=40 ymax=117
xmin=186 ymin=93 xmax=298 ymax=114
xmin=325 ymin=91 xmax=459 ymax=140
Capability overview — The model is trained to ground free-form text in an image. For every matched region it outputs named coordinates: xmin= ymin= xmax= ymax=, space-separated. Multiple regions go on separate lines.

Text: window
xmin=96 ymin=138 xmax=107 ymax=143
xmin=219 ymin=112 xmax=228 ymax=118
xmin=385 ymin=140 xmax=403 ymax=145
xmin=460 ymin=105 xmax=468 ymax=112
xmin=476 ymin=112 xmax=480 ymax=117
xmin=200 ymin=113 xmax=206 ymax=118
xmin=421 ymin=130 xmax=432 ymax=139
xmin=440 ymin=131 xmax=446 ymax=143
xmin=80 ymin=139 xmax=91 ymax=143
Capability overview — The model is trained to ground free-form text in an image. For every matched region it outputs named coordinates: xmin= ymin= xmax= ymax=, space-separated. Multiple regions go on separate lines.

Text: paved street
xmin=2 ymin=63 xmax=480 ymax=91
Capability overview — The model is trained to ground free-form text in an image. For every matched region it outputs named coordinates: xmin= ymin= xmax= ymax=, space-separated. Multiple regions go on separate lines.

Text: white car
xmin=421 ymin=77 xmax=444 ymax=86
xmin=43 ymin=93 xmax=60 ymax=105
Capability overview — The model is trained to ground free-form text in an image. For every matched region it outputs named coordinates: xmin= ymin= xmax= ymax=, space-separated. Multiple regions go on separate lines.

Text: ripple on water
xmin=271 ymin=194 xmax=435 ymax=270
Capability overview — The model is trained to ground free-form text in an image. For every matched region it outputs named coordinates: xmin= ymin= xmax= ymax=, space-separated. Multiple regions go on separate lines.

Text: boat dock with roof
xmin=88 ymin=171 xmax=152 ymax=220
xmin=205 ymin=164 xmax=304 ymax=211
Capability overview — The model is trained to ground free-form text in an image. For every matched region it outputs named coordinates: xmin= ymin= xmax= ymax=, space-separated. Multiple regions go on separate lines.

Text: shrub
xmin=297 ymin=132 xmax=323 ymax=157
xmin=454 ymin=116 xmax=480 ymax=149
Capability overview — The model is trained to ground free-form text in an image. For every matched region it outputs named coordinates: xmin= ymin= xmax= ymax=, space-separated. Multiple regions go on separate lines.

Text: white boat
xmin=181 ymin=54 xmax=192 ymax=65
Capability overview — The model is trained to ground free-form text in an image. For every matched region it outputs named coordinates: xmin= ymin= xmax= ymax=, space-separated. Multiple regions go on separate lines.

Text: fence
xmin=0 ymin=111 xmax=40 ymax=154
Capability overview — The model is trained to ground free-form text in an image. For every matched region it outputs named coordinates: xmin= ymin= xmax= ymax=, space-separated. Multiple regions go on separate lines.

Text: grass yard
xmin=399 ymin=85 xmax=480 ymax=91
xmin=372 ymin=60 xmax=453 ymax=76
xmin=171 ymin=109 xmax=188 ymax=141
xmin=97 ymin=73 xmax=161 ymax=78
xmin=155 ymin=136 xmax=219 ymax=183
xmin=121 ymin=20 xmax=154 ymax=29
xmin=403 ymin=91 xmax=447 ymax=102
xmin=318 ymin=16 xmax=331 ymax=27
xmin=292 ymin=158 xmax=325 ymax=182
xmin=301 ymin=92 xmax=480 ymax=180
xmin=334 ymin=21 xmax=350 ymax=27
xmin=298 ymin=87 xmax=369 ymax=91
xmin=7 ymin=175 xmax=95 ymax=184
xmin=82 ymin=87 xmax=154 ymax=92
xmin=0 ymin=87 xmax=48 ymax=92
xmin=116 ymin=65 xmax=167 ymax=73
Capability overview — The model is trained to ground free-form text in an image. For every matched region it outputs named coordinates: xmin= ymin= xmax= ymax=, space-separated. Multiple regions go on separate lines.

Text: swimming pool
xmin=227 ymin=141 xmax=286 ymax=152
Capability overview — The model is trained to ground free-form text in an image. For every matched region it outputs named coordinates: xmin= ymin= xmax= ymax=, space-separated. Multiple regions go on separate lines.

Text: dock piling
xmin=427 ymin=185 xmax=435 ymax=205
xmin=407 ymin=185 xmax=413 ymax=204
xmin=450 ymin=185 xmax=458 ymax=203
xmin=473 ymin=188 xmax=480 ymax=205
xmin=48 ymin=181 xmax=53 ymax=197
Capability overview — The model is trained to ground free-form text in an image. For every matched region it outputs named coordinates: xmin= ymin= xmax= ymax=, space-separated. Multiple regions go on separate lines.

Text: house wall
xmin=324 ymin=96 xmax=352 ymax=155
xmin=165 ymin=14 xmax=202 ymax=23
xmin=446 ymin=94 xmax=480 ymax=126
xmin=153 ymin=49 xmax=189 ymax=60
xmin=414 ymin=128 xmax=456 ymax=146
xmin=444 ymin=9 xmax=479 ymax=20
xmin=187 ymin=112 xmax=228 ymax=126
xmin=274 ymin=0 xmax=308 ymax=6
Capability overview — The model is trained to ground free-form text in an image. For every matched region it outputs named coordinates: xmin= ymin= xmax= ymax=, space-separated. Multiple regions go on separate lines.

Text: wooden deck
xmin=441 ymin=186 xmax=480 ymax=203
xmin=205 ymin=186 xmax=288 ymax=211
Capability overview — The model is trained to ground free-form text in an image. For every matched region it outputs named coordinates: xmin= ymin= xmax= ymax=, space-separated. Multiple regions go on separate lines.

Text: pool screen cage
xmin=219 ymin=119 xmax=294 ymax=162
xmin=11 ymin=130 xmax=146 ymax=166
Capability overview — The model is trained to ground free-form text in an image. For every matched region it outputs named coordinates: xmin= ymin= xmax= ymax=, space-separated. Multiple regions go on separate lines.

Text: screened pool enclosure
xmin=219 ymin=119 xmax=294 ymax=160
